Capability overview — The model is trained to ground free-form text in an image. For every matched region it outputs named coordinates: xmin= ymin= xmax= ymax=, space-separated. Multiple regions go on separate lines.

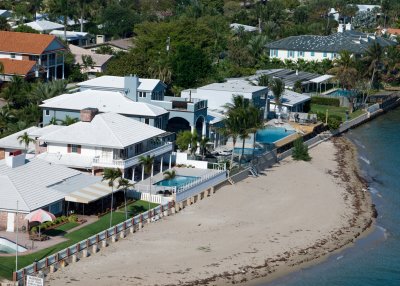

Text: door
xmin=6 ymin=213 xmax=15 ymax=232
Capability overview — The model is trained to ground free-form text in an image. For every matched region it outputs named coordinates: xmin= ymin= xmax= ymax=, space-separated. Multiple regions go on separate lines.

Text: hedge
xmin=311 ymin=96 xmax=340 ymax=107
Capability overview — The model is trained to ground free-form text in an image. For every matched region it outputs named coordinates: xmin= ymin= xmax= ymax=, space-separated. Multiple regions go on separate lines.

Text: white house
xmin=181 ymin=80 xmax=268 ymax=118
xmin=68 ymin=44 xmax=113 ymax=74
xmin=37 ymin=112 xmax=174 ymax=180
xmin=266 ymin=24 xmax=396 ymax=62
xmin=51 ymin=31 xmax=92 ymax=46
xmin=14 ymin=20 xmax=64 ymax=34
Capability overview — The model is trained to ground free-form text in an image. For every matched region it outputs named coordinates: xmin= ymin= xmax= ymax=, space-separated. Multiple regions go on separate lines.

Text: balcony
xmin=92 ymin=142 xmax=174 ymax=169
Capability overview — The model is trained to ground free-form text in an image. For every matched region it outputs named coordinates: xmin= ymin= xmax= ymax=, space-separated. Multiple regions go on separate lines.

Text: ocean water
xmin=263 ymin=108 xmax=400 ymax=286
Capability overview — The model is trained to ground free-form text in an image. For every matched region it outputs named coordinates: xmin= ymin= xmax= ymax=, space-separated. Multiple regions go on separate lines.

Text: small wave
xmin=368 ymin=187 xmax=382 ymax=197
xmin=336 ymin=255 xmax=344 ymax=260
xmin=376 ymin=226 xmax=388 ymax=240
xmin=354 ymin=139 xmax=366 ymax=149
xmin=359 ymin=156 xmax=370 ymax=165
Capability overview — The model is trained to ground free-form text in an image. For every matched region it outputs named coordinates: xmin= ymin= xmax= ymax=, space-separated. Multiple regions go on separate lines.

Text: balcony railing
xmin=92 ymin=142 xmax=174 ymax=169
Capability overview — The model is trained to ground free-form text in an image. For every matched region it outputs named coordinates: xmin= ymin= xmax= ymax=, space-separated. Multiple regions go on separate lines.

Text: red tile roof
xmin=0 ymin=31 xmax=66 ymax=55
xmin=387 ymin=28 xmax=400 ymax=35
xmin=0 ymin=59 xmax=36 ymax=76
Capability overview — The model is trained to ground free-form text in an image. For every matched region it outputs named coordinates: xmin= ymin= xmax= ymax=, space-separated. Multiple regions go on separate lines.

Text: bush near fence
xmin=311 ymin=96 xmax=340 ymax=107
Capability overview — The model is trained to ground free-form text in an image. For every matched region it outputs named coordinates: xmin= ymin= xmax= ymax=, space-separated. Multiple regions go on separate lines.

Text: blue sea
xmin=263 ymin=108 xmax=400 ymax=286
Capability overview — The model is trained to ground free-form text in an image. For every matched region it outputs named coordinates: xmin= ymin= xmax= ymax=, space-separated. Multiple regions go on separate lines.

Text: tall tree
xmin=328 ymin=50 xmax=358 ymax=90
xmin=363 ymin=42 xmax=383 ymax=89
xmin=117 ymin=178 xmax=134 ymax=220
xmin=17 ymin=132 xmax=35 ymax=151
xmin=269 ymin=78 xmax=285 ymax=113
xmin=102 ymin=168 xmax=122 ymax=228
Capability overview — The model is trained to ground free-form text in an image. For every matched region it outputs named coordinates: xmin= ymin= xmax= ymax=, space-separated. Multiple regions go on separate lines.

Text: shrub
xmin=31 ymin=226 xmax=37 ymax=234
xmin=292 ymin=138 xmax=312 ymax=161
xmin=311 ymin=96 xmax=340 ymax=107
xmin=69 ymin=215 xmax=78 ymax=222
xmin=327 ymin=117 xmax=341 ymax=130
xmin=60 ymin=216 xmax=67 ymax=222
xmin=45 ymin=221 xmax=53 ymax=228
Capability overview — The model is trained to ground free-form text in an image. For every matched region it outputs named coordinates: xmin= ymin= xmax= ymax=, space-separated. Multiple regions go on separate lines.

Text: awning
xmin=310 ymin=75 xmax=334 ymax=83
xmin=65 ymin=181 xmax=118 ymax=204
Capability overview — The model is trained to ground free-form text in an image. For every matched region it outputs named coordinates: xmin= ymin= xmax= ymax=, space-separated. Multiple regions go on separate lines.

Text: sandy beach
xmin=47 ymin=137 xmax=374 ymax=286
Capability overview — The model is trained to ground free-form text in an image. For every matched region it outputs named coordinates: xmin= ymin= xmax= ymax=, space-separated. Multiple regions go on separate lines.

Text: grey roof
xmin=77 ymin=76 xmax=165 ymax=91
xmin=269 ymin=90 xmax=311 ymax=107
xmin=252 ymin=69 xmax=323 ymax=89
xmin=266 ymin=31 xmax=396 ymax=54
xmin=0 ymin=158 xmax=92 ymax=212
xmin=17 ymin=20 xmax=64 ymax=32
xmin=40 ymin=90 xmax=168 ymax=117
xmin=39 ymin=112 xmax=165 ymax=149
xmin=69 ymin=44 xmax=113 ymax=67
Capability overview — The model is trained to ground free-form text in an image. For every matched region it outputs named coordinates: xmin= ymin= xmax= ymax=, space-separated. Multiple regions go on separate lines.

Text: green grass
xmin=0 ymin=200 xmax=157 ymax=280
xmin=310 ymin=104 xmax=366 ymax=121
xmin=44 ymin=222 xmax=80 ymax=237
xmin=116 ymin=200 xmax=159 ymax=217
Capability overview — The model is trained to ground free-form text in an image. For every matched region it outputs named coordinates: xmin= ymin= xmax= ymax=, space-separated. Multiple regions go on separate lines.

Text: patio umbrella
xmin=25 ymin=209 xmax=56 ymax=238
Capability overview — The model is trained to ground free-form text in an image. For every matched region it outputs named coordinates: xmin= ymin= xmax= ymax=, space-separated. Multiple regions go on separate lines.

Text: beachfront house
xmin=37 ymin=112 xmax=174 ymax=180
xmin=268 ymin=89 xmax=311 ymax=116
xmin=266 ymin=24 xmax=396 ymax=62
xmin=0 ymin=31 xmax=67 ymax=81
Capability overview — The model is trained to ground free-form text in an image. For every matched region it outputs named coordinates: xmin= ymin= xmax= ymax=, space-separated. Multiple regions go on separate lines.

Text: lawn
xmin=44 ymin=222 xmax=80 ymax=237
xmin=310 ymin=104 xmax=366 ymax=121
xmin=0 ymin=200 xmax=157 ymax=280
xmin=116 ymin=200 xmax=159 ymax=217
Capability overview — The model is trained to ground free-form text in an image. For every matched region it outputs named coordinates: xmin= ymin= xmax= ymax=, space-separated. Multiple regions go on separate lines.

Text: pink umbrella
xmin=25 ymin=209 xmax=56 ymax=239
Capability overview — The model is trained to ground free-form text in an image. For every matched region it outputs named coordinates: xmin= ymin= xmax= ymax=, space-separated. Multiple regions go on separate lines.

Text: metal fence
xmin=13 ymin=202 xmax=175 ymax=284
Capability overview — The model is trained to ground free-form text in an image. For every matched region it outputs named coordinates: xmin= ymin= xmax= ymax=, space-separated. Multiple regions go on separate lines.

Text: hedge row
xmin=311 ymin=96 xmax=340 ymax=107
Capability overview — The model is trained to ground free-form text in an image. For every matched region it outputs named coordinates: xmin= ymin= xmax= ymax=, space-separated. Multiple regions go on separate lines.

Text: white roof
xmin=269 ymin=90 xmax=311 ymax=107
xmin=28 ymin=124 xmax=65 ymax=137
xmin=39 ymin=112 xmax=165 ymax=149
xmin=50 ymin=30 xmax=89 ymax=40
xmin=199 ymin=80 xmax=268 ymax=93
xmin=309 ymin=74 xmax=334 ymax=83
xmin=77 ymin=76 xmax=164 ymax=91
xmin=0 ymin=158 xmax=92 ymax=212
xmin=230 ymin=23 xmax=258 ymax=32
xmin=68 ymin=44 xmax=113 ymax=67
xmin=19 ymin=20 xmax=64 ymax=32
xmin=36 ymin=152 xmax=94 ymax=169
xmin=0 ymin=127 xmax=39 ymax=150
xmin=40 ymin=90 xmax=168 ymax=117
xmin=207 ymin=110 xmax=225 ymax=125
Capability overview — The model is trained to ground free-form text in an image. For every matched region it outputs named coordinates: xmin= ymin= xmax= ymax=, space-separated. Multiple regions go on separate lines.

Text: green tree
xmin=257 ymin=74 xmax=269 ymax=87
xmin=81 ymin=55 xmax=95 ymax=72
xmin=60 ymin=115 xmax=79 ymax=126
xmin=176 ymin=130 xmax=193 ymax=152
xmin=0 ymin=17 xmax=10 ymax=31
xmin=13 ymin=25 xmax=39 ymax=34
xmin=139 ymin=155 xmax=155 ymax=211
xmin=102 ymin=168 xmax=123 ymax=228
xmin=292 ymin=138 xmax=311 ymax=161
xmin=269 ymin=78 xmax=285 ymax=113
xmin=17 ymin=131 xmax=35 ymax=151
xmin=117 ymin=178 xmax=134 ymax=220
xmin=101 ymin=3 xmax=139 ymax=38
xmin=199 ymin=137 xmax=210 ymax=159
xmin=328 ymin=50 xmax=358 ymax=90
xmin=363 ymin=42 xmax=384 ymax=89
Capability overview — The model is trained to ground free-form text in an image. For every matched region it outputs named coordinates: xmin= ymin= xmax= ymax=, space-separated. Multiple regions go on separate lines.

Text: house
xmin=181 ymin=80 xmax=268 ymax=119
xmin=0 ymin=31 xmax=67 ymax=80
xmin=68 ymin=44 xmax=113 ymax=74
xmin=40 ymin=89 xmax=169 ymax=129
xmin=14 ymin=20 xmax=64 ymax=34
xmin=77 ymin=76 xmax=209 ymax=136
xmin=51 ymin=31 xmax=92 ymax=46
xmin=85 ymin=36 xmax=134 ymax=53
xmin=268 ymin=89 xmax=311 ymax=115
xmin=266 ymin=24 xmax=396 ymax=62
xmin=0 ymin=58 xmax=38 ymax=82
xmin=37 ymin=112 xmax=174 ymax=180
xmin=0 ymin=154 xmax=104 ymax=231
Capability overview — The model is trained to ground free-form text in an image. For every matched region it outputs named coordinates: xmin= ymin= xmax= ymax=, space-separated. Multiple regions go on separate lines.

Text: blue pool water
xmin=262 ymin=107 xmax=400 ymax=286
xmin=154 ymin=176 xmax=198 ymax=187
xmin=233 ymin=147 xmax=264 ymax=155
xmin=256 ymin=127 xmax=295 ymax=144
xmin=326 ymin=89 xmax=357 ymax=97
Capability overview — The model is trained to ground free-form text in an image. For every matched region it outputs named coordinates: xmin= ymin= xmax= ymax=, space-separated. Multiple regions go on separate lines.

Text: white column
xmin=151 ymin=164 xmax=154 ymax=177
xmin=169 ymin=154 xmax=172 ymax=169
xmin=202 ymin=120 xmax=206 ymax=138
xmin=62 ymin=54 xmax=65 ymax=80
xmin=54 ymin=53 xmax=57 ymax=79
xmin=46 ymin=54 xmax=49 ymax=80
xmin=132 ymin=167 xmax=135 ymax=181
xmin=160 ymin=156 xmax=163 ymax=173
xmin=141 ymin=165 xmax=144 ymax=181
xmin=190 ymin=125 xmax=195 ymax=133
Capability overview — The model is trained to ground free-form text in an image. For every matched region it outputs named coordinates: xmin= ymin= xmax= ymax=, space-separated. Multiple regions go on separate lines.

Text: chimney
xmin=6 ymin=152 xmax=26 ymax=168
xmin=124 ymin=75 xmax=139 ymax=102
xmin=345 ymin=23 xmax=352 ymax=31
xmin=80 ymin=108 xmax=98 ymax=122
xmin=337 ymin=23 xmax=344 ymax=33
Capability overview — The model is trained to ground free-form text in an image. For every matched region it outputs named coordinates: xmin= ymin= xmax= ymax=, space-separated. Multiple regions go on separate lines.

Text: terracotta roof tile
xmin=0 ymin=31 xmax=66 ymax=55
xmin=387 ymin=28 xmax=400 ymax=35
xmin=0 ymin=59 xmax=36 ymax=76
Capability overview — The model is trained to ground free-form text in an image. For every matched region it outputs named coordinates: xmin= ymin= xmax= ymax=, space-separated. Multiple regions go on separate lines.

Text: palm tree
xmin=219 ymin=114 xmax=240 ymax=171
xmin=102 ymin=168 xmax=122 ymax=228
xmin=17 ymin=132 xmax=35 ymax=152
xmin=199 ymin=137 xmax=210 ymax=159
xmin=269 ymin=78 xmax=285 ymax=114
xmin=163 ymin=170 xmax=176 ymax=180
xmin=139 ymin=155 xmax=155 ymax=211
xmin=328 ymin=50 xmax=358 ymax=90
xmin=49 ymin=117 xmax=58 ymax=125
xmin=363 ymin=42 xmax=383 ymax=89
xmin=257 ymin=74 xmax=269 ymax=87
xmin=60 ymin=115 xmax=79 ymax=126
xmin=117 ymin=178 xmax=134 ymax=220
xmin=189 ymin=130 xmax=198 ymax=157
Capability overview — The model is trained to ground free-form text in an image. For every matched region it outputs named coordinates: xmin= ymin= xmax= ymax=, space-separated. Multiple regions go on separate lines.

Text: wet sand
xmin=47 ymin=137 xmax=374 ymax=286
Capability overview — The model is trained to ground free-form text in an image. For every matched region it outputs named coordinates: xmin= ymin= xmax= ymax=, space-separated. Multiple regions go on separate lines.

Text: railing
xmin=13 ymin=202 xmax=175 ymax=284
xmin=176 ymin=170 xmax=225 ymax=194
xmin=92 ymin=143 xmax=174 ymax=169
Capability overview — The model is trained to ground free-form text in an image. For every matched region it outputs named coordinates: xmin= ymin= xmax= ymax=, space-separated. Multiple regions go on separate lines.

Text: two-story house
xmin=0 ymin=31 xmax=67 ymax=81
xmin=37 ymin=111 xmax=174 ymax=180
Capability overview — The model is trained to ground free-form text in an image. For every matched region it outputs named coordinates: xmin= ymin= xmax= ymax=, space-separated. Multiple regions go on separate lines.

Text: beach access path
xmin=47 ymin=138 xmax=373 ymax=286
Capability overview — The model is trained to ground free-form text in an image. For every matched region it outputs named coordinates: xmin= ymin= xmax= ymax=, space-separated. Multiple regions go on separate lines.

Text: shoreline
xmin=46 ymin=137 xmax=375 ymax=286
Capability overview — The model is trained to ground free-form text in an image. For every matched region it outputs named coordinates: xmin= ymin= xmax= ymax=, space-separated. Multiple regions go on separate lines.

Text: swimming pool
xmin=233 ymin=147 xmax=264 ymax=155
xmin=0 ymin=237 xmax=27 ymax=254
xmin=326 ymin=89 xmax=357 ymax=97
xmin=256 ymin=127 xmax=295 ymax=144
xmin=154 ymin=176 xmax=199 ymax=187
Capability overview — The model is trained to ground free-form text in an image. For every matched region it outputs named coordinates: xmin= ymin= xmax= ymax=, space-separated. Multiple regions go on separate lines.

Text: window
xmin=70 ymin=144 xmax=80 ymax=153
xmin=270 ymin=50 xmax=274 ymax=57
xmin=311 ymin=51 xmax=315 ymax=57
xmin=274 ymin=50 xmax=278 ymax=57
xmin=134 ymin=143 xmax=142 ymax=154
xmin=323 ymin=52 xmax=327 ymax=58
xmin=145 ymin=118 xmax=150 ymax=125
xmin=288 ymin=51 xmax=294 ymax=58
xmin=45 ymin=110 xmax=50 ymax=116
xmin=138 ymin=92 xmax=145 ymax=98
xmin=298 ymin=51 xmax=304 ymax=57
xmin=10 ymin=53 xmax=15 ymax=59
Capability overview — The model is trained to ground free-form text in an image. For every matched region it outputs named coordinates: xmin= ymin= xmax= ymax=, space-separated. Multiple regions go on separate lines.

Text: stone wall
xmin=0 ymin=211 xmax=29 ymax=231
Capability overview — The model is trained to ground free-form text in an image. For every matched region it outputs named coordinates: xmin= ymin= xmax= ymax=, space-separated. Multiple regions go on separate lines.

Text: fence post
xmin=12 ymin=272 xmax=17 ymax=282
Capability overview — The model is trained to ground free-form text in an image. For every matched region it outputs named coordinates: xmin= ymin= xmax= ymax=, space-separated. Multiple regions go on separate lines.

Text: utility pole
xmin=15 ymin=200 xmax=19 ymax=273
